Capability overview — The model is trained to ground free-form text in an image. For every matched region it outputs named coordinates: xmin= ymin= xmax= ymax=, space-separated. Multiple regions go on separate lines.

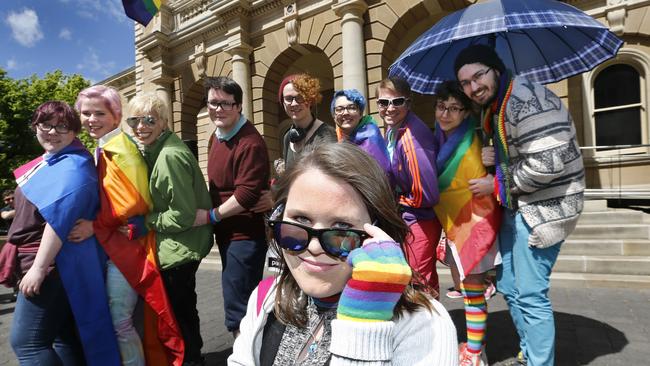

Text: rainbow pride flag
xmin=122 ymin=0 xmax=161 ymax=26
xmin=93 ymin=132 xmax=184 ymax=366
xmin=434 ymin=118 xmax=501 ymax=278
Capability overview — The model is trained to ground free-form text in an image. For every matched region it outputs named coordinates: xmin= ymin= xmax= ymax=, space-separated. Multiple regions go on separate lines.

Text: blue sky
xmin=0 ymin=0 xmax=135 ymax=84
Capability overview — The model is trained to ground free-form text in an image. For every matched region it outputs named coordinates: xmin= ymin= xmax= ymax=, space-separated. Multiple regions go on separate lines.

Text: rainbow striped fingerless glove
xmin=337 ymin=240 xmax=412 ymax=322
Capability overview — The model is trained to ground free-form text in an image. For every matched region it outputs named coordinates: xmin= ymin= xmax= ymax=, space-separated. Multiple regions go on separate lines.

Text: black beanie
xmin=454 ymin=44 xmax=506 ymax=77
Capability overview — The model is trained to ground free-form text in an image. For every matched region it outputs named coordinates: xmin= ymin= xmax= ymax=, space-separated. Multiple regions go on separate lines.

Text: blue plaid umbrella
xmin=389 ymin=0 xmax=623 ymax=94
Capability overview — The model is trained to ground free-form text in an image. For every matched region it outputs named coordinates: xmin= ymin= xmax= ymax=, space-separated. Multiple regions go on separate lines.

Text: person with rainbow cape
xmin=432 ymin=81 xmax=502 ymax=366
xmin=68 ymin=86 xmax=184 ymax=366
xmin=8 ymin=101 xmax=121 ymax=365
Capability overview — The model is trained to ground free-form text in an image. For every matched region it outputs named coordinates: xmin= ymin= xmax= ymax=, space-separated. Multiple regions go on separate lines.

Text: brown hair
xmin=374 ymin=76 xmax=412 ymax=100
xmin=270 ymin=142 xmax=433 ymax=327
xmin=31 ymin=101 xmax=81 ymax=134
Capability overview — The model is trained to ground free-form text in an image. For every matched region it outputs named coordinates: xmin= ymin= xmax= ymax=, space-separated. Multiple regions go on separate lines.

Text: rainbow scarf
xmin=93 ymin=132 xmax=184 ymax=366
xmin=434 ymin=118 xmax=501 ymax=277
xmin=15 ymin=139 xmax=121 ymax=366
xmin=122 ymin=0 xmax=161 ymax=26
xmin=482 ymin=71 xmax=515 ymax=209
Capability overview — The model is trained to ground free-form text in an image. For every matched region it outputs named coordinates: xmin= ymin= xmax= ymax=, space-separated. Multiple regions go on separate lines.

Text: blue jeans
xmin=107 ymin=261 xmax=144 ymax=366
xmin=218 ymin=239 xmax=266 ymax=331
xmin=497 ymin=209 xmax=562 ymax=366
xmin=10 ymin=271 xmax=85 ymax=365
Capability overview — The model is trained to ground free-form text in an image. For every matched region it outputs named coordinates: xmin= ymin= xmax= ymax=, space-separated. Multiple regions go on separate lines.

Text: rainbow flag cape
xmin=122 ymin=0 xmax=161 ymax=26
xmin=93 ymin=132 xmax=184 ymax=366
xmin=15 ymin=139 xmax=121 ymax=366
xmin=434 ymin=118 xmax=501 ymax=278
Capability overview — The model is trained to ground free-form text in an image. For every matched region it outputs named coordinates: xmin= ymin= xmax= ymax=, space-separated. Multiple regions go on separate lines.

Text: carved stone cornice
xmin=136 ymin=31 xmax=171 ymax=56
xmin=251 ymin=0 xmax=283 ymax=17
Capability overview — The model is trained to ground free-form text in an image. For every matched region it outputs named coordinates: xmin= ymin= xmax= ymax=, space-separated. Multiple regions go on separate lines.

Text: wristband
xmin=209 ymin=208 xmax=221 ymax=224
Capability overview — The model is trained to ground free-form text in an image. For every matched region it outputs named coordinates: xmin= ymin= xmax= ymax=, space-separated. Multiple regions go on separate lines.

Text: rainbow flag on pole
xmin=122 ymin=0 xmax=161 ymax=26
xmin=434 ymin=118 xmax=501 ymax=278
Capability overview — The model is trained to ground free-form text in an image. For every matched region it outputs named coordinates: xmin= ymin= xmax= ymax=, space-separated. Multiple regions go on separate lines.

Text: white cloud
xmin=71 ymin=0 xmax=128 ymax=23
xmin=76 ymin=47 xmax=117 ymax=78
xmin=5 ymin=8 xmax=44 ymax=47
xmin=6 ymin=58 xmax=18 ymax=70
xmin=59 ymin=28 xmax=72 ymax=40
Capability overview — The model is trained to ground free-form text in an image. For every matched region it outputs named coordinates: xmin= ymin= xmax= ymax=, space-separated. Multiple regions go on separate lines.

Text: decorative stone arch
xmin=366 ymin=0 xmax=451 ymax=128
xmin=173 ymin=52 xmax=233 ymax=176
xmin=253 ymin=44 xmax=335 ymax=163
xmin=580 ymin=47 xmax=650 ymax=157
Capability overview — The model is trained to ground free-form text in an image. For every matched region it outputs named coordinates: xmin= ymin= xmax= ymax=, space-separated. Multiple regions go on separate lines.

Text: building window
xmin=593 ymin=64 xmax=642 ymax=150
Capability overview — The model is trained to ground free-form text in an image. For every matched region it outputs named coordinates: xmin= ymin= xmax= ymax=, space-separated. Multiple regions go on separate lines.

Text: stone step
xmin=569 ymin=224 xmax=650 ymax=239
xmin=576 ymin=210 xmax=646 ymax=225
xmin=549 ymin=272 xmax=650 ymax=289
xmin=555 ymin=255 xmax=650 ymax=276
xmin=436 ymin=265 xmax=650 ymax=289
xmin=561 ymin=239 xmax=650 ymax=256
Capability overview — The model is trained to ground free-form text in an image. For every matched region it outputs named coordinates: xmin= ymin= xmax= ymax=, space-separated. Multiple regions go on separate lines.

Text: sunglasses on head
xmin=268 ymin=219 xmax=369 ymax=258
xmin=376 ymin=97 xmax=409 ymax=108
xmin=126 ymin=115 xmax=156 ymax=128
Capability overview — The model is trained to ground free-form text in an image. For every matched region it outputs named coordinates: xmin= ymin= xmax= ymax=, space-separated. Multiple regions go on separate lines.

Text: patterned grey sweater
xmin=501 ymin=76 xmax=585 ymax=248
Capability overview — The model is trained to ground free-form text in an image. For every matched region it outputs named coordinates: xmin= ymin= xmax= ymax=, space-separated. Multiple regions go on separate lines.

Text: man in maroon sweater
xmin=204 ymin=77 xmax=270 ymax=337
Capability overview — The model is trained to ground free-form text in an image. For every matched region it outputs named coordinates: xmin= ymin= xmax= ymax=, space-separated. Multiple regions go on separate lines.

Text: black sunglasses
xmin=126 ymin=115 xmax=156 ymax=128
xmin=268 ymin=219 xmax=370 ymax=258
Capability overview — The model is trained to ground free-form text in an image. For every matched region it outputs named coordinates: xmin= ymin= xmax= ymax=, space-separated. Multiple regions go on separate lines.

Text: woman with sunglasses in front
xmin=8 ymin=101 xmax=120 ymax=365
xmin=127 ymin=93 xmax=213 ymax=366
xmin=432 ymin=81 xmax=502 ymax=366
xmin=376 ymin=77 xmax=442 ymax=298
xmin=330 ymin=89 xmax=390 ymax=175
xmin=229 ymin=142 xmax=457 ymax=365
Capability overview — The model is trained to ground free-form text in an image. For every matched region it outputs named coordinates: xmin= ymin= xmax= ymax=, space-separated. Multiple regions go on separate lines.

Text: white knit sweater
xmin=503 ymin=76 xmax=585 ymax=248
xmin=228 ymin=281 xmax=458 ymax=365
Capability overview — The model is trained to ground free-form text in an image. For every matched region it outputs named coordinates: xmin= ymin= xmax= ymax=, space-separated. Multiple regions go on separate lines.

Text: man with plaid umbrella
xmin=455 ymin=44 xmax=585 ymax=366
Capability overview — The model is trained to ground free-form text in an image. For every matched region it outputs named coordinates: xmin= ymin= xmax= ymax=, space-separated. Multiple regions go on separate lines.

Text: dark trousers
xmin=161 ymin=261 xmax=203 ymax=363
xmin=218 ymin=239 xmax=266 ymax=331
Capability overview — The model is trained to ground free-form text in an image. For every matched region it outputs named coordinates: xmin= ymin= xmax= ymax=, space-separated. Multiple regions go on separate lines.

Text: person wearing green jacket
xmin=127 ymin=93 xmax=212 ymax=366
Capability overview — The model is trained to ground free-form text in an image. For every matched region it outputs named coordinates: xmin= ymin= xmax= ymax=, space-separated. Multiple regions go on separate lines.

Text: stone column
xmin=333 ymin=0 xmax=369 ymax=109
xmin=152 ymin=79 xmax=174 ymax=130
xmin=226 ymin=44 xmax=254 ymax=120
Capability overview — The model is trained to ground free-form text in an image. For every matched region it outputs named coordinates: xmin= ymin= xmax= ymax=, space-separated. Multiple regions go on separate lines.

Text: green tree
xmin=0 ymin=69 xmax=92 ymax=191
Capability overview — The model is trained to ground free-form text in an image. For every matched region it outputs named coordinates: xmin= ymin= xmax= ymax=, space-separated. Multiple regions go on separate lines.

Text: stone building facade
xmin=103 ymin=0 xmax=650 ymax=200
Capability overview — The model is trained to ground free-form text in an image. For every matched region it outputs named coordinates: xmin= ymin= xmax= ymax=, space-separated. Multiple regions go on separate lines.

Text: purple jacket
xmin=385 ymin=111 xmax=439 ymax=225
xmin=343 ymin=115 xmax=391 ymax=177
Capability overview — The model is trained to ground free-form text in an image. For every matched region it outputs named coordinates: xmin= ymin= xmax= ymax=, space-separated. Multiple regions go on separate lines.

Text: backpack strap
xmin=256 ymin=276 xmax=275 ymax=316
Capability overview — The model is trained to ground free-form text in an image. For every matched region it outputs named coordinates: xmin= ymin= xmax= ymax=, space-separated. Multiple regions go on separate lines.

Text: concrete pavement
xmin=0 ymin=260 xmax=649 ymax=365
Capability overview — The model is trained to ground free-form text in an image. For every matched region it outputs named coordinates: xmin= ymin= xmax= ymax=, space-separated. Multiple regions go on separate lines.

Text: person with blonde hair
xmin=127 ymin=93 xmax=213 ymax=366
xmin=278 ymin=73 xmax=336 ymax=168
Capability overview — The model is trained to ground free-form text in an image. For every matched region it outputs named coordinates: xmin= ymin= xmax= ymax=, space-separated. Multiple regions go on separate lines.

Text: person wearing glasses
xmin=127 ymin=93 xmax=213 ymax=366
xmin=278 ymin=73 xmax=336 ymax=169
xmin=432 ymin=81 xmax=502 ymax=366
xmin=228 ymin=142 xmax=458 ymax=365
xmin=7 ymin=101 xmax=120 ymax=365
xmin=197 ymin=76 xmax=270 ymax=338
xmin=67 ymin=85 xmax=184 ymax=365
xmin=376 ymin=77 xmax=442 ymax=297
xmin=455 ymin=45 xmax=585 ymax=366
xmin=330 ymin=89 xmax=390 ymax=175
